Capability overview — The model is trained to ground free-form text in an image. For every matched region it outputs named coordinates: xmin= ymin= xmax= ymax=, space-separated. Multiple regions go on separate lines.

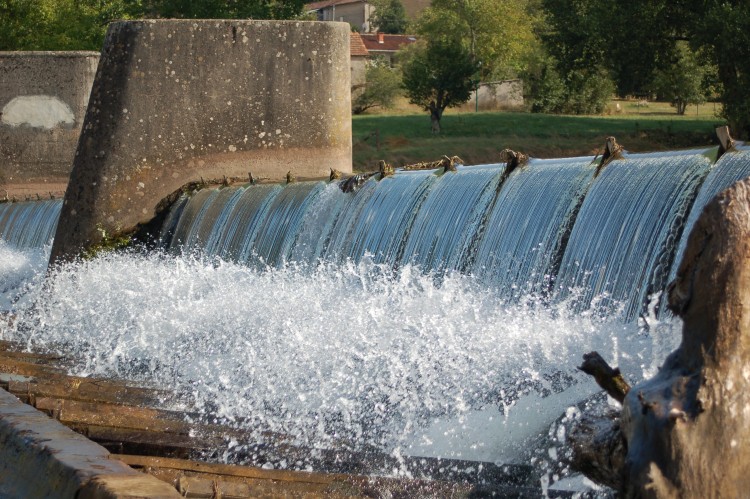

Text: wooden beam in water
xmin=0 ymin=357 xmax=66 ymax=377
xmin=6 ymin=376 xmax=170 ymax=407
xmin=115 ymin=454 xmax=473 ymax=498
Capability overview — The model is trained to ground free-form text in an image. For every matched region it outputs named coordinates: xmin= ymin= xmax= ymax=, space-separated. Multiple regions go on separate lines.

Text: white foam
xmin=1 ymin=248 xmax=680 ymax=478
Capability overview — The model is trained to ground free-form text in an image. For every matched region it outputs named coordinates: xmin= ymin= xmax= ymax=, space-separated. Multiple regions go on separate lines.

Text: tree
xmin=414 ymin=0 xmax=540 ymax=81
xmin=142 ymin=0 xmax=305 ymax=19
xmin=540 ymin=0 xmax=677 ymax=97
xmin=369 ymin=0 xmax=408 ymax=34
xmin=539 ymin=0 xmax=750 ymax=136
xmin=651 ymin=42 xmax=708 ymax=115
xmin=400 ymin=39 xmax=479 ymax=133
xmin=352 ymin=58 xmax=402 ymax=114
xmin=0 ymin=0 xmax=306 ymax=51
xmin=528 ymin=61 xmax=614 ymax=115
xmin=0 ymin=0 xmax=141 ymax=50
xmin=690 ymin=1 xmax=750 ymax=138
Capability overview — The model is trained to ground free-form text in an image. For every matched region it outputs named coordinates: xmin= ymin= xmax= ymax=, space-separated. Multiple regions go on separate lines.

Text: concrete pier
xmin=50 ymin=20 xmax=352 ymax=263
xmin=0 ymin=388 xmax=179 ymax=498
xmin=0 ymin=52 xmax=99 ymax=198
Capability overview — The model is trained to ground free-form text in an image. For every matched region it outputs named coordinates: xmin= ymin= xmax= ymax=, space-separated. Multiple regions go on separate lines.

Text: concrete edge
xmin=0 ymin=388 xmax=180 ymax=498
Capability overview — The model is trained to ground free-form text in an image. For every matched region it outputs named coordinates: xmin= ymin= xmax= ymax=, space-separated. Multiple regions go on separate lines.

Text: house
xmin=360 ymin=33 xmax=417 ymax=65
xmin=306 ymin=0 xmax=375 ymax=32
xmin=350 ymin=32 xmax=370 ymax=99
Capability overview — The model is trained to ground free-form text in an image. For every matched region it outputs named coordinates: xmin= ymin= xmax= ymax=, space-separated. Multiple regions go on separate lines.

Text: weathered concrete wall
xmin=50 ymin=20 xmax=352 ymax=263
xmin=0 ymin=52 xmax=99 ymax=195
xmin=351 ymin=55 xmax=367 ymax=100
xmin=0 ymin=388 xmax=180 ymax=498
xmin=460 ymin=79 xmax=524 ymax=112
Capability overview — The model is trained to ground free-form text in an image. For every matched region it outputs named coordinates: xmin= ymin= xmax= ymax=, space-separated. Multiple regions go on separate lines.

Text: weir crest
xmin=2 ymin=146 xmax=750 ymax=492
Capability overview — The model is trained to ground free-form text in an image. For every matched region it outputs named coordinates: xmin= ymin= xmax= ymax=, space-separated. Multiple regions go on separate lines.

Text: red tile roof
xmin=360 ymin=33 xmax=418 ymax=52
xmin=350 ymin=32 xmax=370 ymax=57
xmin=306 ymin=0 xmax=362 ymax=11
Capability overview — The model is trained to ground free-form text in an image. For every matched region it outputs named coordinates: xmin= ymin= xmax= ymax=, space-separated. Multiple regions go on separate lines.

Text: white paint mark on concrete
xmin=2 ymin=95 xmax=74 ymax=129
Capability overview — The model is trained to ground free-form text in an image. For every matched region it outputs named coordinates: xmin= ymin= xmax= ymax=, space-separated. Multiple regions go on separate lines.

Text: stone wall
xmin=50 ymin=20 xmax=352 ymax=263
xmin=0 ymin=52 xmax=99 ymax=196
xmin=351 ymin=55 xmax=368 ymax=101
xmin=461 ymin=79 xmax=524 ymax=112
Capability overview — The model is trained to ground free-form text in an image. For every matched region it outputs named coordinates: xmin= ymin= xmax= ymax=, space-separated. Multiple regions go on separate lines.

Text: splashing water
xmin=1 ymin=246 xmax=680 ymax=474
xmin=0 ymin=241 xmax=49 ymax=311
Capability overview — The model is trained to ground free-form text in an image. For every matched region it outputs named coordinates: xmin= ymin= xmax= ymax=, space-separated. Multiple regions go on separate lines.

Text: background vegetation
xmin=0 ymin=0 xmax=307 ymax=50
xmin=352 ymin=103 xmax=720 ymax=170
xmin=1 ymin=0 xmax=746 ymax=142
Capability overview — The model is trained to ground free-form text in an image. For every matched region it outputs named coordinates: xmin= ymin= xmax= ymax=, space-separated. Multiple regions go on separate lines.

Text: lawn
xmin=352 ymin=101 xmax=723 ymax=171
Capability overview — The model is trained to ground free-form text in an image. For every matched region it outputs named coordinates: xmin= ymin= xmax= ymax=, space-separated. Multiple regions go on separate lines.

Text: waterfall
xmin=0 ymin=200 xmax=62 ymax=249
xmin=324 ymin=170 xmax=437 ymax=266
xmin=169 ymin=188 xmax=221 ymax=252
xmin=669 ymin=146 xmax=750 ymax=280
xmin=251 ymin=182 xmax=325 ymax=267
xmin=400 ymin=165 xmax=501 ymax=274
xmin=553 ymin=150 xmax=710 ymax=321
xmin=158 ymin=150 xmax=715 ymax=321
xmin=472 ymin=157 xmax=595 ymax=296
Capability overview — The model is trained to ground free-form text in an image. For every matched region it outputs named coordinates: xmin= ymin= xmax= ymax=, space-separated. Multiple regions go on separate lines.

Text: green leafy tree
xmin=415 ymin=0 xmax=540 ymax=80
xmin=564 ymin=67 xmax=614 ymax=114
xmin=690 ymin=1 xmax=750 ymax=137
xmin=539 ymin=0 xmax=750 ymax=136
xmin=369 ymin=0 xmax=408 ymax=34
xmin=0 ymin=0 xmax=306 ymax=51
xmin=528 ymin=61 xmax=565 ymax=113
xmin=0 ymin=0 xmax=40 ymax=49
xmin=352 ymin=58 xmax=402 ymax=114
xmin=142 ymin=0 xmax=305 ymax=19
xmin=651 ymin=42 xmax=708 ymax=115
xmin=401 ymin=39 xmax=479 ymax=133
xmin=529 ymin=61 xmax=613 ymax=114
xmin=0 ymin=0 xmax=141 ymax=50
xmin=541 ymin=0 xmax=676 ymax=97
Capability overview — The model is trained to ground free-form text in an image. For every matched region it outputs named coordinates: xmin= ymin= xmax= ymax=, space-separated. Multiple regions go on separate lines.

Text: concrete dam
xmin=1 ymin=19 xmax=750 ymax=498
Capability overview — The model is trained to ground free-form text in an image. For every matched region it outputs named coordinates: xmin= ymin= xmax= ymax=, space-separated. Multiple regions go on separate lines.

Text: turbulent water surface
xmin=5 ymin=154 xmax=724 ymax=490
xmin=0 ymin=242 xmax=680 ymax=484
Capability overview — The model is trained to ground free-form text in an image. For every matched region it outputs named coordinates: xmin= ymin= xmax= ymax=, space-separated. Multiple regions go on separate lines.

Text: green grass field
xmin=352 ymin=100 xmax=723 ymax=171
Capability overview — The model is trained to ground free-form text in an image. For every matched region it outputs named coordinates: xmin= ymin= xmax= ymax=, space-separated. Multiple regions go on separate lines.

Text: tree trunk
xmin=573 ymin=175 xmax=750 ymax=497
xmin=429 ymin=102 xmax=442 ymax=134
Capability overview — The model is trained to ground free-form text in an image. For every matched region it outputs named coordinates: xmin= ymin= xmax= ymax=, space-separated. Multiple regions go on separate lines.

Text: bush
xmin=651 ymin=42 xmax=708 ymax=115
xmin=529 ymin=63 xmax=614 ymax=115
xmin=565 ymin=68 xmax=615 ymax=114
xmin=352 ymin=58 xmax=403 ymax=114
xmin=529 ymin=64 xmax=566 ymax=113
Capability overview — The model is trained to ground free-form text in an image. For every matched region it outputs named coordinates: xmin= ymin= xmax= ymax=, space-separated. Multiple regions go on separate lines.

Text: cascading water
xmin=669 ymin=146 xmax=750 ymax=281
xmin=0 ymin=201 xmax=62 ymax=311
xmin=398 ymin=165 xmax=501 ymax=274
xmin=554 ymin=150 xmax=710 ymax=321
xmin=0 ymin=200 xmax=62 ymax=249
xmin=2 ymin=146 xmax=749 ymax=491
xmin=471 ymin=157 xmax=594 ymax=296
xmin=324 ymin=170 xmax=437 ymax=266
